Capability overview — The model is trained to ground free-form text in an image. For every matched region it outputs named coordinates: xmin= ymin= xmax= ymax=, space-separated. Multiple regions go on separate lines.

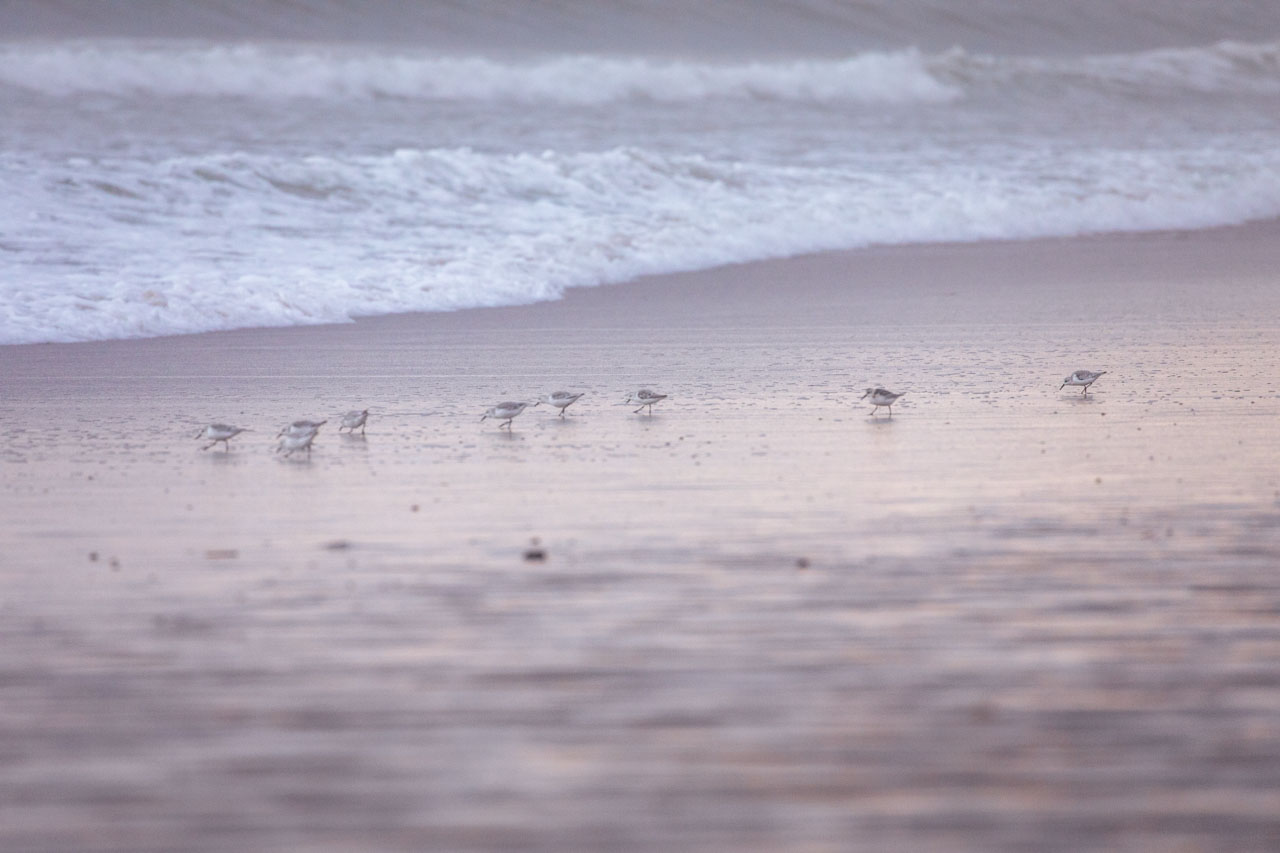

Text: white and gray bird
xmin=534 ymin=391 xmax=583 ymax=418
xmin=481 ymin=401 xmax=529 ymax=429
xmin=196 ymin=423 xmax=248 ymax=451
xmin=1059 ymin=370 xmax=1106 ymax=395
xmin=860 ymin=387 xmax=904 ymax=417
xmin=276 ymin=427 xmax=318 ymax=458
xmin=277 ymin=419 xmax=326 ymax=438
xmin=626 ymin=389 xmax=667 ymax=414
xmin=339 ymin=409 xmax=369 ymax=434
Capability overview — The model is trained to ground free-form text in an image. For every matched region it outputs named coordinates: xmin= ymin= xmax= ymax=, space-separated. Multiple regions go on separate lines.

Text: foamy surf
xmin=5 ymin=142 xmax=1280 ymax=344
xmin=0 ymin=43 xmax=962 ymax=104
xmin=4 ymin=40 xmax=1280 ymax=102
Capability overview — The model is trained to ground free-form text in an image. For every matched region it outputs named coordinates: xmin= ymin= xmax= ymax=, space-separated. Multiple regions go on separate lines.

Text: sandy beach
xmin=2 ymin=222 xmax=1280 ymax=851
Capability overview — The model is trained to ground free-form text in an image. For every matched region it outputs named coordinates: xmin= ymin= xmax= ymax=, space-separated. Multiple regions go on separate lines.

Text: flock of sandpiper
xmin=196 ymin=407 xmax=368 ymax=456
xmin=195 ymin=371 xmax=1107 ymax=455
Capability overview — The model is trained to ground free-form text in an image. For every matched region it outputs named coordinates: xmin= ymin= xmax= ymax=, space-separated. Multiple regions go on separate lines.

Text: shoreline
xmin=4 ymin=217 xmax=1280 ymax=356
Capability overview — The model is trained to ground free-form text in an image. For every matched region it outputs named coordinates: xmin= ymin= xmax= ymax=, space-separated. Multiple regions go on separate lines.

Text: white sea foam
xmin=4 ymin=39 xmax=1280 ymax=104
xmin=0 ymin=43 xmax=960 ymax=104
xmin=5 ymin=143 xmax=1280 ymax=344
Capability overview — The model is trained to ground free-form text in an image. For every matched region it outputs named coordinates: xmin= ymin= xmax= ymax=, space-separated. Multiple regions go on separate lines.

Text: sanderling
xmin=277 ymin=419 xmax=326 ymax=438
xmin=481 ymin=401 xmax=529 ymax=429
xmin=1060 ymin=370 xmax=1106 ymax=395
xmin=339 ymin=409 xmax=369 ymax=434
xmin=276 ymin=427 xmax=318 ymax=458
xmin=534 ymin=391 xmax=583 ymax=418
xmin=860 ymin=387 xmax=904 ymax=417
xmin=626 ymin=389 xmax=667 ymax=414
xmin=196 ymin=423 xmax=247 ymax=451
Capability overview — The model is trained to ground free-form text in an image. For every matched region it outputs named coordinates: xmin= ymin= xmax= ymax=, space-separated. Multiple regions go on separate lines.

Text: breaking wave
xmin=3 ymin=39 xmax=1279 ymax=104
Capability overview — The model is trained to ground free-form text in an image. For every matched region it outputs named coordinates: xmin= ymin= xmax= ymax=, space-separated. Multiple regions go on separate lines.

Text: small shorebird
xmin=534 ymin=391 xmax=583 ymax=418
xmin=196 ymin=423 xmax=248 ymax=451
xmin=339 ymin=409 xmax=369 ymax=434
xmin=860 ymin=387 xmax=904 ymax=417
xmin=626 ymin=389 xmax=667 ymax=414
xmin=276 ymin=427 xmax=318 ymax=458
xmin=277 ymin=419 xmax=326 ymax=437
xmin=1060 ymin=370 xmax=1106 ymax=395
xmin=481 ymin=401 xmax=529 ymax=429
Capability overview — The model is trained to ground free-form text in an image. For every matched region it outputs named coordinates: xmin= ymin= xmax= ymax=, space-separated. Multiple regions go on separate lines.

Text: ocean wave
xmin=3 ymin=39 xmax=1279 ymax=104
xmin=0 ymin=43 xmax=959 ymax=104
xmin=4 ymin=144 xmax=1280 ymax=344
xmin=933 ymin=39 xmax=1280 ymax=97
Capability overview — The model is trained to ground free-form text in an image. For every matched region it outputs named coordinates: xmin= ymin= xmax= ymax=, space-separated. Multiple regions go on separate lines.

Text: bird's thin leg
xmin=360 ymin=424 xmax=365 ymax=435
xmin=633 ymin=405 xmax=643 ymax=414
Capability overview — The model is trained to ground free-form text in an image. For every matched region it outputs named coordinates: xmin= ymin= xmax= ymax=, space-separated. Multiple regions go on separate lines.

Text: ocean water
xmin=3 ymin=0 xmax=1280 ymax=344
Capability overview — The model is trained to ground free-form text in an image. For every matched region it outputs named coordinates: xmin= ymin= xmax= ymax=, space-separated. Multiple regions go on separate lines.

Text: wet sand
xmin=2 ymin=223 xmax=1280 ymax=851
